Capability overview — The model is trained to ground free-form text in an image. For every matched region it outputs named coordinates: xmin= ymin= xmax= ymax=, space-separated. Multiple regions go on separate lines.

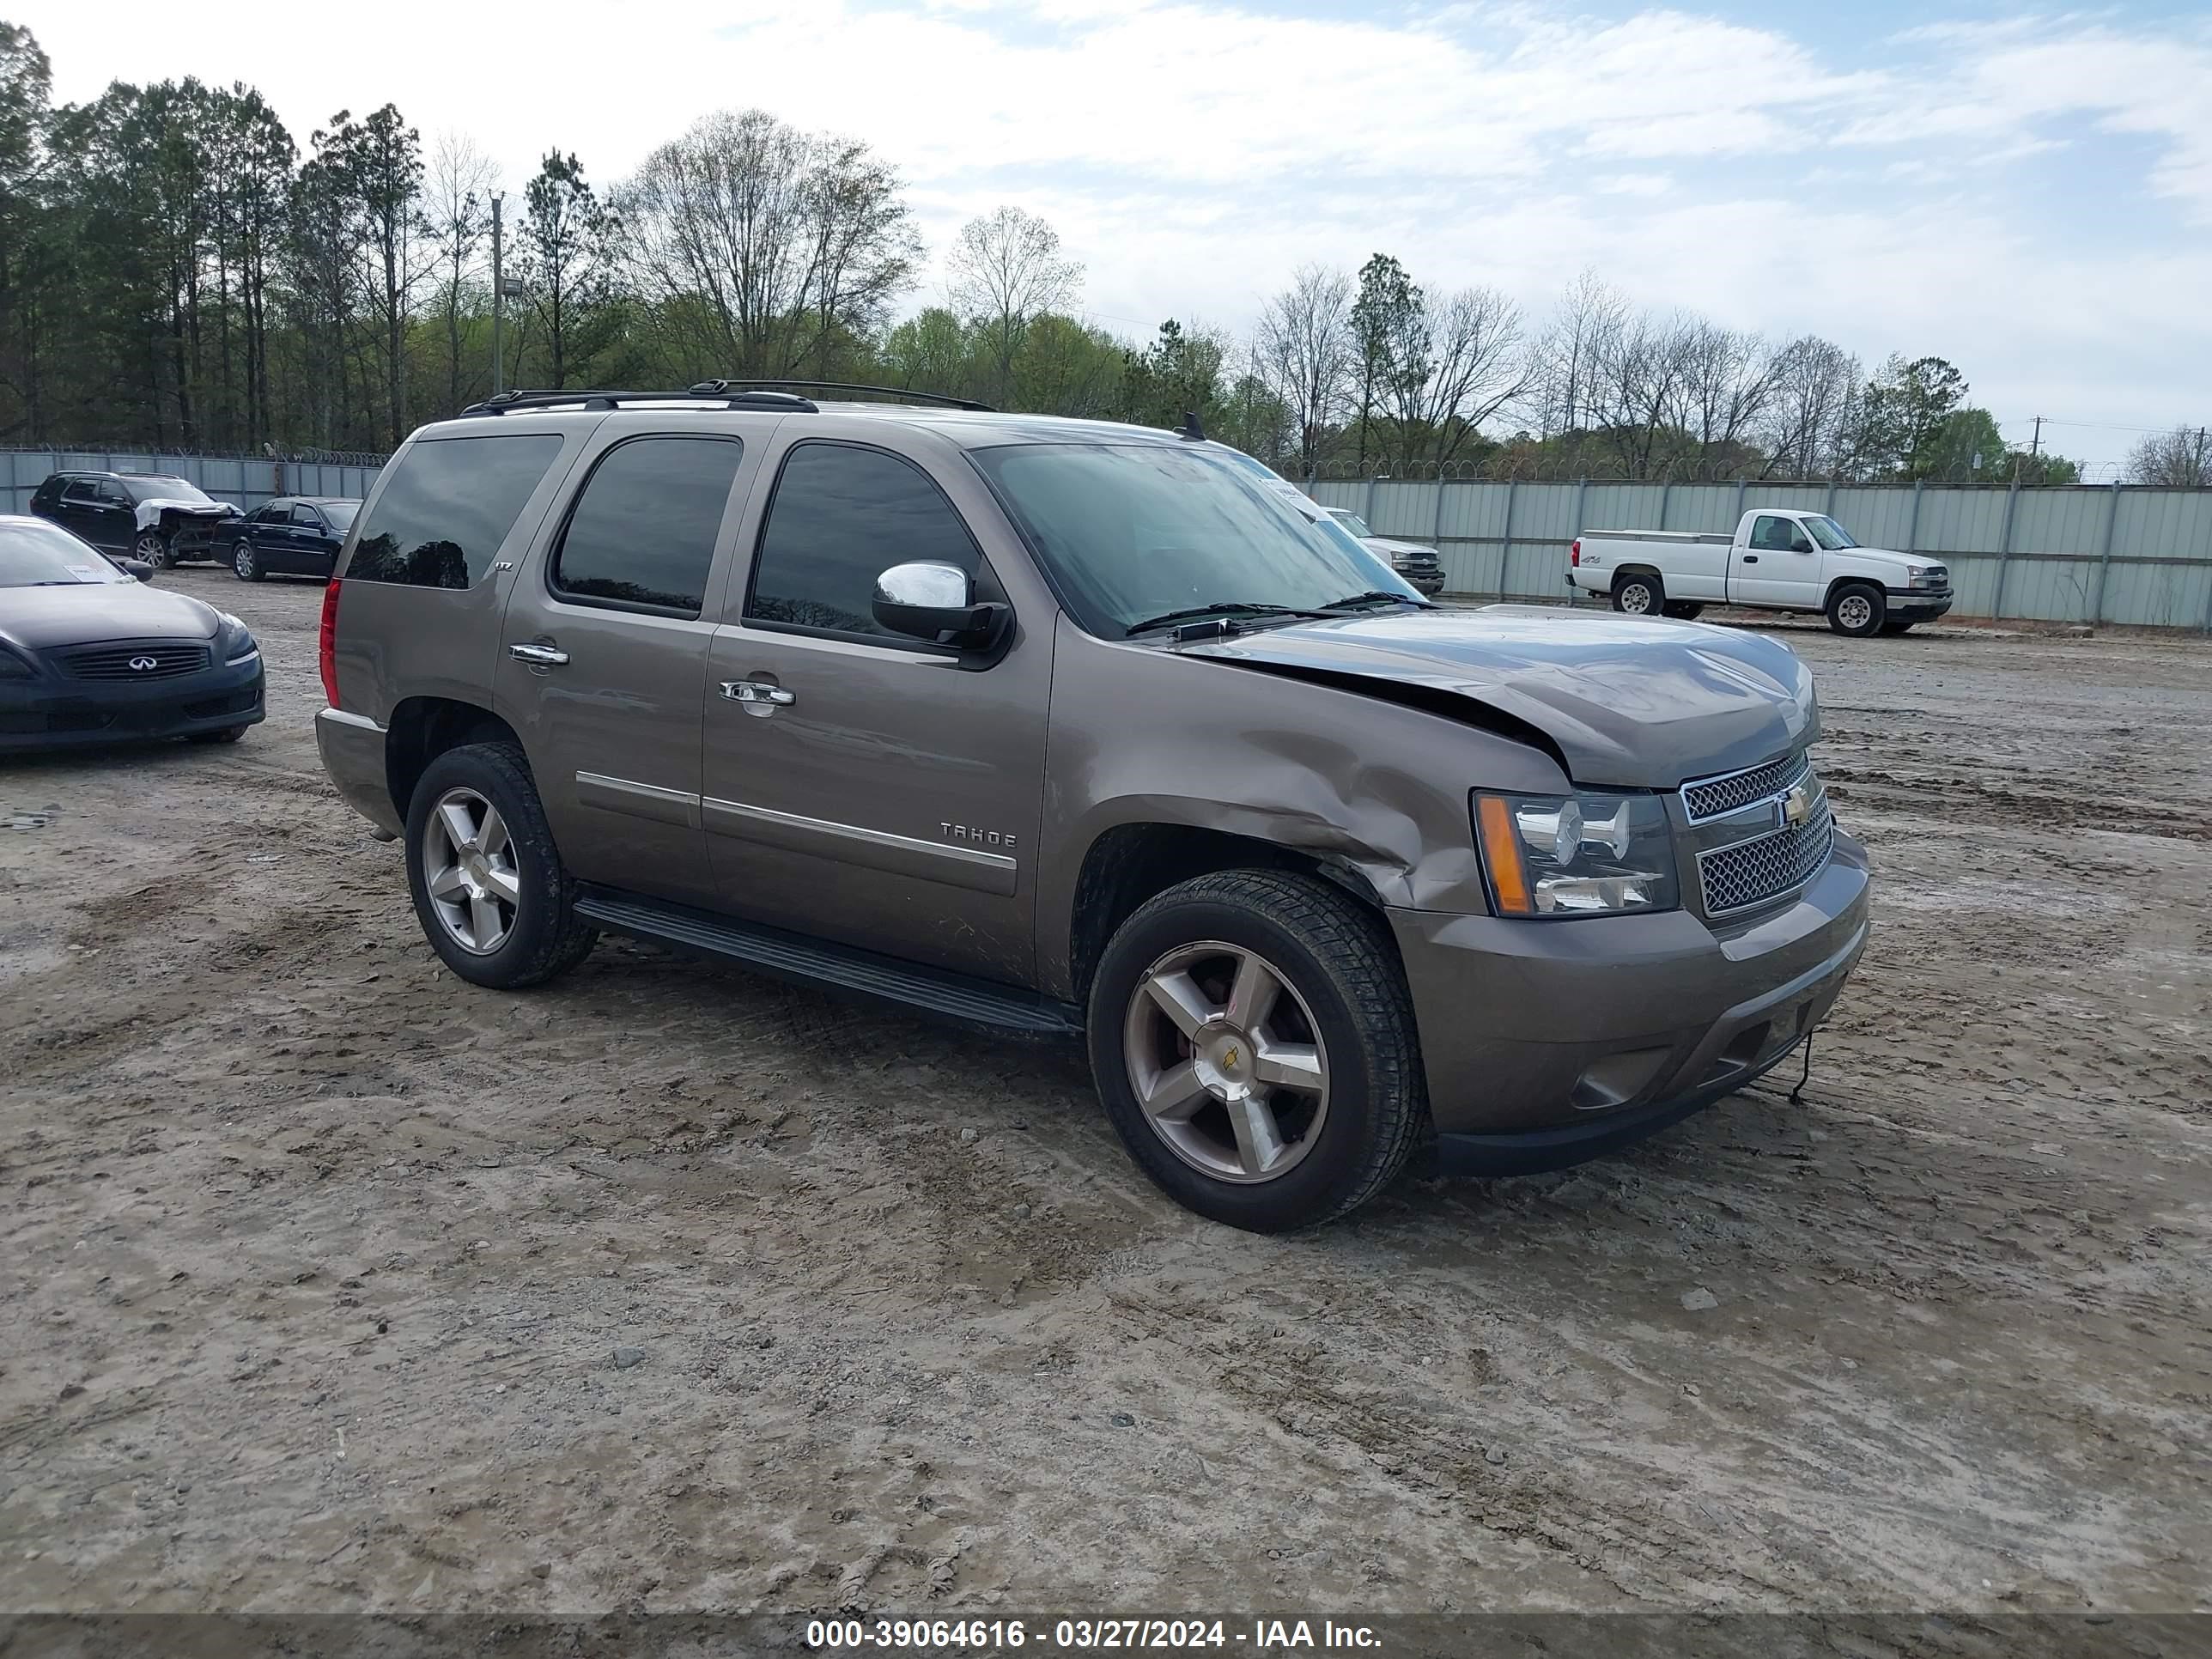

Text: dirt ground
xmin=2 ymin=569 xmax=2206 ymax=1620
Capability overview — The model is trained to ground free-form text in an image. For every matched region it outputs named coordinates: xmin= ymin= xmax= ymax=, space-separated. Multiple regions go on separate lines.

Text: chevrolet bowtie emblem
xmin=1783 ymin=783 xmax=1812 ymax=827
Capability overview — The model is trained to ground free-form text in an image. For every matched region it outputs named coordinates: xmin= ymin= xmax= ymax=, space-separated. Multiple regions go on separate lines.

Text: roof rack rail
xmin=689 ymin=380 xmax=994 ymax=413
xmin=458 ymin=387 xmax=819 ymax=416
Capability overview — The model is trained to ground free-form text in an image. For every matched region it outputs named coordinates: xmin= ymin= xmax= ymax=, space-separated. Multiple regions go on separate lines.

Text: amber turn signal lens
xmin=1474 ymin=793 xmax=1534 ymax=915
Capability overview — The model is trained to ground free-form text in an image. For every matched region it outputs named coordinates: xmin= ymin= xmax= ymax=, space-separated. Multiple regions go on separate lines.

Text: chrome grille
xmin=56 ymin=641 xmax=210 ymax=681
xmin=1682 ymin=752 xmax=1808 ymax=822
xmin=1698 ymin=793 xmax=1834 ymax=915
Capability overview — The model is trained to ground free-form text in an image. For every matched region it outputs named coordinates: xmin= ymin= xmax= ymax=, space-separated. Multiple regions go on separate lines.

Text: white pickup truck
xmin=1566 ymin=507 xmax=1953 ymax=637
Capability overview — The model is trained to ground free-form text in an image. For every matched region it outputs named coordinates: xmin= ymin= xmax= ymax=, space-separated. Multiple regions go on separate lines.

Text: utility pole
xmin=490 ymin=191 xmax=505 ymax=396
xmin=2030 ymin=416 xmax=2045 ymax=459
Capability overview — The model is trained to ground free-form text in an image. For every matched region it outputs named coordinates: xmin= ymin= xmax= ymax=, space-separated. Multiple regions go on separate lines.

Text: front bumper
xmin=1400 ymin=571 xmax=1446 ymax=597
xmin=0 ymin=653 xmax=265 ymax=752
xmin=166 ymin=516 xmax=239 ymax=562
xmin=316 ymin=707 xmax=402 ymax=836
xmin=1887 ymin=588 xmax=1954 ymax=620
xmin=1389 ymin=831 xmax=1869 ymax=1173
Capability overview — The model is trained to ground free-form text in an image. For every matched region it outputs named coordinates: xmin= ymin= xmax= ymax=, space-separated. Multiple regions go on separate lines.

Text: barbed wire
xmin=0 ymin=442 xmax=390 ymax=468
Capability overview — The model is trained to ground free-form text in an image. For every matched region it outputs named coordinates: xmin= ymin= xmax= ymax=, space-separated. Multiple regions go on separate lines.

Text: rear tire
xmin=1611 ymin=571 xmax=1662 ymax=616
xmin=1661 ymin=600 xmax=1705 ymax=620
xmin=1827 ymin=580 xmax=1886 ymax=637
xmin=1087 ymin=869 xmax=1427 ymax=1232
xmin=232 ymin=542 xmax=264 ymax=582
xmin=135 ymin=530 xmax=174 ymax=570
xmin=404 ymin=741 xmax=598 ymax=990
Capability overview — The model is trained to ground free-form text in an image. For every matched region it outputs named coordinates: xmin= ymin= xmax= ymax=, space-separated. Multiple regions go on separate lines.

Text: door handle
xmin=720 ymin=680 xmax=795 ymax=707
xmin=508 ymin=641 xmax=569 ymax=666
xmin=1742 ymin=555 xmax=1759 ymax=563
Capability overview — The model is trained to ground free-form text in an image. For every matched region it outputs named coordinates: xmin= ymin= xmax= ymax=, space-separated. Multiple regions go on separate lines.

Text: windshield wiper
xmin=1125 ymin=602 xmax=1308 ymax=637
xmin=1322 ymin=590 xmax=1431 ymax=611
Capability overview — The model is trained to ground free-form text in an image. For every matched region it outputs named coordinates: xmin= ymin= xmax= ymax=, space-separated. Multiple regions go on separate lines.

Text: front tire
xmin=1661 ymin=600 xmax=1705 ymax=620
xmin=232 ymin=542 xmax=264 ymax=582
xmin=1611 ymin=572 xmax=1662 ymax=616
xmin=1827 ymin=580 xmax=1886 ymax=637
xmin=1879 ymin=617 xmax=1916 ymax=635
xmin=188 ymin=726 xmax=247 ymax=744
xmin=135 ymin=530 xmax=174 ymax=570
xmin=404 ymin=741 xmax=598 ymax=990
xmin=1087 ymin=869 xmax=1426 ymax=1232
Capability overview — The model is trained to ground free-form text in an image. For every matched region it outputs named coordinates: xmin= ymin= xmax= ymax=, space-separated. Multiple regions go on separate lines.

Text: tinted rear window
xmin=346 ymin=435 xmax=563 ymax=589
xmin=552 ymin=436 xmax=742 ymax=615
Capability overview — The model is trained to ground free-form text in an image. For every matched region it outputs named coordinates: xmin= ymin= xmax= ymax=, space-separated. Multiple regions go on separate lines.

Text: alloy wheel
xmin=422 ymin=787 xmax=521 ymax=955
xmin=1121 ymin=939 xmax=1330 ymax=1184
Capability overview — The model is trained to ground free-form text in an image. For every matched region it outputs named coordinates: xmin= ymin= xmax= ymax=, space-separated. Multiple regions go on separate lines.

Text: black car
xmin=28 ymin=471 xmax=243 ymax=568
xmin=210 ymin=496 xmax=361 ymax=582
xmin=0 ymin=515 xmax=264 ymax=753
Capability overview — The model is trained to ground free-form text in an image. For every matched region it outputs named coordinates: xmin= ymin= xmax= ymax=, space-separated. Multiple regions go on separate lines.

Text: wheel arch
xmin=1060 ymin=819 xmax=1397 ymax=1006
xmin=1824 ymin=574 xmax=1883 ymax=609
xmin=385 ymin=696 xmax=525 ymax=823
xmin=1612 ymin=563 xmax=1664 ymax=592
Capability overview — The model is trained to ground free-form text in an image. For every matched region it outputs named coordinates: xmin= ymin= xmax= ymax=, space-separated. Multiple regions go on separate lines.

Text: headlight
xmin=1906 ymin=566 xmax=1937 ymax=588
xmin=1474 ymin=791 xmax=1678 ymax=917
xmin=216 ymin=613 xmax=259 ymax=665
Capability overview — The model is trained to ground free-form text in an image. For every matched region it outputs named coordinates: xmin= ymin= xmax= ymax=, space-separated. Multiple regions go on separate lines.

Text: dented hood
xmin=1177 ymin=605 xmax=1819 ymax=788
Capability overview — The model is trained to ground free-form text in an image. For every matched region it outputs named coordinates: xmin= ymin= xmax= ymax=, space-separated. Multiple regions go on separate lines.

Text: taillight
xmin=1571 ymin=538 xmax=1582 ymax=567
xmin=319 ymin=578 xmax=343 ymax=705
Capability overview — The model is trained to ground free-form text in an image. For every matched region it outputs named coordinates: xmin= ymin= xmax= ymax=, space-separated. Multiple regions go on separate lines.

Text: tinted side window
xmin=292 ymin=504 xmax=325 ymax=528
xmin=252 ymin=503 xmax=285 ymax=524
xmin=347 ymin=434 xmax=563 ymax=590
xmin=747 ymin=443 xmax=981 ymax=638
xmin=551 ymin=436 xmax=743 ymax=616
xmin=63 ymin=481 xmax=100 ymax=505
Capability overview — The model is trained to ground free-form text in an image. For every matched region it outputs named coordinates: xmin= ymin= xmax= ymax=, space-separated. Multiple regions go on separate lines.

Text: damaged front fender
xmin=1036 ymin=615 xmax=1570 ymax=1000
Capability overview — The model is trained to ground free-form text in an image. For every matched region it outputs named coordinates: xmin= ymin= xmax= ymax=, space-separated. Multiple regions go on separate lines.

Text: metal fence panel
xmin=1831 ymin=486 xmax=1913 ymax=549
xmin=1 ymin=447 xmax=388 ymax=518
xmin=1301 ymin=472 xmax=2212 ymax=626
xmin=2104 ymin=560 xmax=2212 ymax=628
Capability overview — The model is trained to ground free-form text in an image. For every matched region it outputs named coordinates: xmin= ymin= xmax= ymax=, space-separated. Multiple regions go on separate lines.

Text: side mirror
xmin=872 ymin=562 xmax=1007 ymax=650
xmin=119 ymin=558 xmax=155 ymax=582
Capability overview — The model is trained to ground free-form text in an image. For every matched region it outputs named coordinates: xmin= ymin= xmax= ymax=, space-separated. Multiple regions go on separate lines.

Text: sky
xmin=21 ymin=0 xmax=2212 ymax=475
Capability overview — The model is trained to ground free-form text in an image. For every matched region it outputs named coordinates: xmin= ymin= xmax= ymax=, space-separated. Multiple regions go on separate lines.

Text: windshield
xmin=1802 ymin=514 xmax=1857 ymax=550
xmin=0 ymin=520 xmax=127 ymax=586
xmin=1328 ymin=509 xmax=1376 ymax=538
xmin=122 ymin=476 xmax=216 ymax=506
xmin=971 ymin=443 xmax=1415 ymax=635
xmin=321 ymin=501 xmax=359 ymax=531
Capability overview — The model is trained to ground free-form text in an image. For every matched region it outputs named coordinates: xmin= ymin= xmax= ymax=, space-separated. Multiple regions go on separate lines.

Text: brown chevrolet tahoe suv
xmin=315 ymin=382 xmax=1869 ymax=1231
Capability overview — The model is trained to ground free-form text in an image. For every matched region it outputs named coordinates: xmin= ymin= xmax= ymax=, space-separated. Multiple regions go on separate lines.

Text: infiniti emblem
xmin=128 ymin=655 xmax=159 ymax=672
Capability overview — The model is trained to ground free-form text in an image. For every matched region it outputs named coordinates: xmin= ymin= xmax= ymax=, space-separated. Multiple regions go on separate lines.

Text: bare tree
xmin=1587 ymin=310 xmax=1698 ymax=479
xmin=1385 ymin=286 xmax=1533 ymax=469
xmin=2127 ymin=424 xmax=2211 ymax=486
xmin=424 ymin=130 xmax=495 ymax=413
xmin=622 ymin=108 xmax=918 ymax=382
xmin=1759 ymin=335 xmax=1862 ymax=478
xmin=947 ymin=205 xmax=1081 ymax=399
xmin=1253 ymin=264 xmax=1353 ymax=481
xmin=1679 ymin=319 xmax=1781 ymax=478
xmin=1533 ymin=269 xmax=1627 ymax=447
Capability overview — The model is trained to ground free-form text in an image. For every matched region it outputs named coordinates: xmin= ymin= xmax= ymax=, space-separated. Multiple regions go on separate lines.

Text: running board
xmin=572 ymin=886 xmax=1084 ymax=1040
